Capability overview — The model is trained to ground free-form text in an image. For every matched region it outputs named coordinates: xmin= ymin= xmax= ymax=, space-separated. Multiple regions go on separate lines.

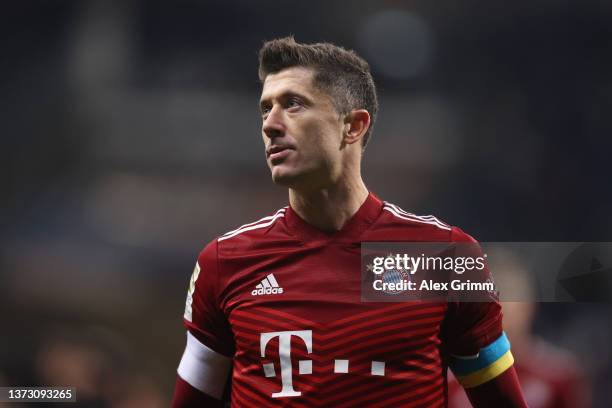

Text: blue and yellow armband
xmin=450 ymin=332 xmax=515 ymax=388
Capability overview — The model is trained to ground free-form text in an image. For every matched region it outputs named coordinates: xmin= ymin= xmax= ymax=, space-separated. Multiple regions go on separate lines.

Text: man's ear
xmin=343 ymin=109 xmax=371 ymax=145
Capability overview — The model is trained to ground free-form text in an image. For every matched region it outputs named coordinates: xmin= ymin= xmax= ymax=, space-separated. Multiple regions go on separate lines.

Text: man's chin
xmin=270 ymin=169 xmax=298 ymax=187
xmin=270 ymin=165 xmax=306 ymax=188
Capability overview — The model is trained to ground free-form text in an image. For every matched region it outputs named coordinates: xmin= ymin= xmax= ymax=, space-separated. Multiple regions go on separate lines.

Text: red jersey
xmin=183 ymin=193 xmax=504 ymax=407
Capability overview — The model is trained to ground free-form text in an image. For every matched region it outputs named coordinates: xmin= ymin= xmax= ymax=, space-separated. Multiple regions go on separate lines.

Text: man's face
xmin=259 ymin=67 xmax=345 ymax=189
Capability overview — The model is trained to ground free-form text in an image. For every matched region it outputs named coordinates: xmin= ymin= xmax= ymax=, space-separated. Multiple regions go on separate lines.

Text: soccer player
xmin=172 ymin=37 xmax=527 ymax=407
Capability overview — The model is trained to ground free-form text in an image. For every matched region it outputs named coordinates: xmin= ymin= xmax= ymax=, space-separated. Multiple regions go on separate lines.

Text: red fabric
xmin=445 ymin=227 xmax=503 ymax=355
xmin=182 ymin=193 xmax=504 ymax=406
xmin=464 ymin=366 xmax=528 ymax=408
xmin=171 ymin=375 xmax=223 ymax=408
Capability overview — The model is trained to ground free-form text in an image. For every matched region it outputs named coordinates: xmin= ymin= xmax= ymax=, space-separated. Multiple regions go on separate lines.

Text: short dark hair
xmin=258 ymin=36 xmax=378 ymax=148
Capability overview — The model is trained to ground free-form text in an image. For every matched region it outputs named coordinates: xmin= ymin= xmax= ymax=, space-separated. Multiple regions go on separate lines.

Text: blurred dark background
xmin=1 ymin=0 xmax=611 ymax=406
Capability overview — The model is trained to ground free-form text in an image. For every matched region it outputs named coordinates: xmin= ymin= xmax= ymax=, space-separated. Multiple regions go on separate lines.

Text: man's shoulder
xmin=200 ymin=207 xmax=291 ymax=255
xmin=370 ymin=200 xmax=477 ymax=242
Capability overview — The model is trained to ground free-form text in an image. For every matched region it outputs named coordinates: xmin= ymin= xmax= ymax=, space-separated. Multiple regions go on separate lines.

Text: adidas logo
xmin=252 ymin=273 xmax=284 ymax=296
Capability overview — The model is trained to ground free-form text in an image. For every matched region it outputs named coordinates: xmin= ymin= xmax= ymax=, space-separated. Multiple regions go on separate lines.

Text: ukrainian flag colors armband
xmin=450 ymin=332 xmax=514 ymax=388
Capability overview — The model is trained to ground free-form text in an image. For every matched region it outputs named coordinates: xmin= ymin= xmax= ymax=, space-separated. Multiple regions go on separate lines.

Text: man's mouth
xmin=267 ymin=145 xmax=294 ymax=163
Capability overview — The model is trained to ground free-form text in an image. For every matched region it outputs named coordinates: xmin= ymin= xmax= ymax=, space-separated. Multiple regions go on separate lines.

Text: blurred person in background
xmin=172 ymin=37 xmax=527 ymax=407
xmin=448 ymin=249 xmax=592 ymax=408
xmin=35 ymin=325 xmax=164 ymax=408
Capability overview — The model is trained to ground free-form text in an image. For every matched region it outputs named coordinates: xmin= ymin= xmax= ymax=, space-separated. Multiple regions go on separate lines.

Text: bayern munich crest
xmin=381 ymin=268 xmax=411 ymax=294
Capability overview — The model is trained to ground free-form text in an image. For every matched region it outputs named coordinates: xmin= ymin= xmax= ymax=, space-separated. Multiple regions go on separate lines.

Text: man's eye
xmin=287 ymin=98 xmax=302 ymax=109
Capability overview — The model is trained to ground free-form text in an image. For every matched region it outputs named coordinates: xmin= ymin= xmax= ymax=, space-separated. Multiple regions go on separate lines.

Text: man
xmin=172 ymin=37 xmax=527 ymax=407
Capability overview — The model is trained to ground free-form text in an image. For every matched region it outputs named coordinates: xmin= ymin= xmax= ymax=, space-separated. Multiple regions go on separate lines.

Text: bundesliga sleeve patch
xmin=450 ymin=332 xmax=514 ymax=388
xmin=184 ymin=261 xmax=201 ymax=322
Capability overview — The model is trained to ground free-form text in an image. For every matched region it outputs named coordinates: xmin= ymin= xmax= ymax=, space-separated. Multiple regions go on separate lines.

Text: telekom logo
xmin=260 ymin=330 xmax=386 ymax=398
xmin=260 ymin=330 xmax=313 ymax=398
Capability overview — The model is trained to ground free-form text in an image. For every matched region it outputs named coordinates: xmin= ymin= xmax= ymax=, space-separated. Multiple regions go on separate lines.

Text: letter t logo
xmin=260 ymin=330 xmax=313 ymax=398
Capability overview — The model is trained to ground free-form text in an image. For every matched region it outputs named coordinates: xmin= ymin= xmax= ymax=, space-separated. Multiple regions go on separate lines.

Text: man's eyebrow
xmin=259 ymin=91 xmax=310 ymax=108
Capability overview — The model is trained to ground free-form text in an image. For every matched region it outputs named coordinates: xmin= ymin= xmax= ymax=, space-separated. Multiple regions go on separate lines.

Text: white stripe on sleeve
xmin=177 ymin=331 xmax=232 ymax=399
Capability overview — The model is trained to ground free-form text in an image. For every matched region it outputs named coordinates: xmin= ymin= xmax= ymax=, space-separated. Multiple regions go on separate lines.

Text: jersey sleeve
xmin=183 ymin=239 xmax=234 ymax=357
xmin=445 ymin=227 xmax=513 ymax=388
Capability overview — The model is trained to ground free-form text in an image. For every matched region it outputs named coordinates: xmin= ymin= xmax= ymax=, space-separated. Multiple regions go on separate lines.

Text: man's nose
xmin=262 ymin=105 xmax=285 ymax=139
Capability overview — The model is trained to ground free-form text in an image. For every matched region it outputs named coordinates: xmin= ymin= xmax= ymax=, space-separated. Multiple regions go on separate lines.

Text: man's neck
xmin=288 ymin=177 xmax=369 ymax=232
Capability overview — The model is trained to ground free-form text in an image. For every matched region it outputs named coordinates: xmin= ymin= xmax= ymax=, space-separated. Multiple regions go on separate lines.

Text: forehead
xmin=260 ymin=66 xmax=320 ymax=102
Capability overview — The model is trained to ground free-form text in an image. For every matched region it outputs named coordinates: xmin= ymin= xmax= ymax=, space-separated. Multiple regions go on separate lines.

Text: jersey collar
xmin=284 ymin=192 xmax=383 ymax=244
